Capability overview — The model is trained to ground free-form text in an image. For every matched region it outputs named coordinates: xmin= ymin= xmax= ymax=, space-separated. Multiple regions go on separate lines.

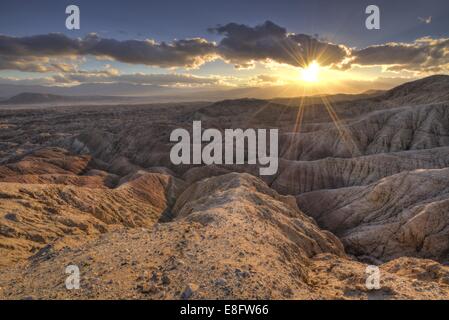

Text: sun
xmin=300 ymin=61 xmax=320 ymax=83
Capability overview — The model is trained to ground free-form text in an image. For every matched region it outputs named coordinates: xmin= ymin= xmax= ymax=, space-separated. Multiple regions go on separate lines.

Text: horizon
xmin=1 ymin=0 xmax=448 ymax=100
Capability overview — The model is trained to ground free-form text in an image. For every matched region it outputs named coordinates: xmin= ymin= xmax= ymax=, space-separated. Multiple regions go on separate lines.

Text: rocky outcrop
xmin=1 ymin=173 xmax=449 ymax=299
xmin=379 ymin=75 xmax=449 ymax=106
xmin=272 ymin=147 xmax=449 ymax=195
xmin=0 ymin=148 xmax=186 ymax=267
xmin=297 ymin=168 xmax=449 ymax=262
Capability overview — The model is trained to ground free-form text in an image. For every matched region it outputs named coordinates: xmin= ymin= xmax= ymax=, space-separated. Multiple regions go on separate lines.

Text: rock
xmin=181 ymin=283 xmax=199 ymax=299
xmin=138 ymin=283 xmax=160 ymax=295
xmin=161 ymin=274 xmax=170 ymax=285
xmin=298 ymin=168 xmax=449 ymax=261
xmin=235 ymin=269 xmax=250 ymax=278
xmin=214 ymin=278 xmax=227 ymax=286
xmin=0 ymin=148 xmax=185 ymax=267
xmin=150 ymin=271 xmax=158 ymax=282
xmin=4 ymin=213 xmax=21 ymax=222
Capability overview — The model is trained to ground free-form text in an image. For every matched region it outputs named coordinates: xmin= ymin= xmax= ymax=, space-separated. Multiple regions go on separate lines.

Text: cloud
xmin=0 ymin=56 xmax=52 ymax=72
xmin=0 ymin=33 xmax=81 ymax=57
xmin=248 ymin=74 xmax=281 ymax=86
xmin=81 ymin=33 xmax=217 ymax=68
xmin=210 ymin=21 xmax=350 ymax=68
xmin=0 ymin=68 xmax=224 ymax=89
xmin=0 ymin=55 xmax=77 ymax=73
xmin=254 ymin=74 xmax=279 ymax=82
xmin=54 ymin=71 xmax=222 ymax=87
xmin=0 ymin=22 xmax=351 ymax=73
xmin=351 ymin=37 xmax=449 ymax=72
xmin=0 ymin=76 xmax=56 ymax=86
xmin=0 ymin=22 xmax=448 ymax=77
xmin=0 ymin=33 xmax=217 ymax=71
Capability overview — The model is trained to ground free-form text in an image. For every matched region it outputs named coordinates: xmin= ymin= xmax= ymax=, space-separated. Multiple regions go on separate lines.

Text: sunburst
xmin=300 ymin=61 xmax=320 ymax=82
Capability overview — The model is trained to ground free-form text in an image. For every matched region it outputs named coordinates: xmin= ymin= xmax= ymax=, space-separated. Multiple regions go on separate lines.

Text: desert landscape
xmin=1 ymin=75 xmax=449 ymax=299
xmin=1 ymin=0 xmax=449 ymax=302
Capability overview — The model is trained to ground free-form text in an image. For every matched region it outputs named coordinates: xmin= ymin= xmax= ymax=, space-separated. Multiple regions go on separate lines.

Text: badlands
xmin=1 ymin=75 xmax=449 ymax=299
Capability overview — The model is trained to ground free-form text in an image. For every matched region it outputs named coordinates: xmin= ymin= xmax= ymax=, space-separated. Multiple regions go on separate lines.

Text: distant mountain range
xmin=0 ymin=92 xmax=140 ymax=105
xmin=1 ymin=75 xmax=447 ymax=106
xmin=0 ymin=76 xmax=406 ymax=104
xmin=0 ymin=89 xmax=386 ymax=107
xmin=0 ymin=82 xmax=177 ymax=98
xmin=2 ymin=92 xmax=89 ymax=104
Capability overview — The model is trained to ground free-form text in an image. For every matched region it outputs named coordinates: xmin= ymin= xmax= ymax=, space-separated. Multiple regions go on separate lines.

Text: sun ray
xmin=283 ymin=85 xmax=307 ymax=160
xmin=319 ymin=95 xmax=361 ymax=157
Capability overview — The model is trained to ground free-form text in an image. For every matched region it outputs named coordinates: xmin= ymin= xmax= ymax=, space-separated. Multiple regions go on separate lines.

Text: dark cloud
xmin=0 ymin=33 xmax=81 ymax=57
xmin=352 ymin=38 xmax=449 ymax=72
xmin=287 ymin=33 xmax=350 ymax=67
xmin=210 ymin=21 xmax=350 ymax=68
xmin=0 ymin=33 xmax=217 ymax=71
xmin=0 ymin=33 xmax=82 ymax=72
xmin=81 ymin=34 xmax=217 ymax=68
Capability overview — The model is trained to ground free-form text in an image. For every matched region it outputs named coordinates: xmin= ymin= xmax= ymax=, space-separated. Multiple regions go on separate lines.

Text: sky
xmin=0 ymin=0 xmax=448 ymax=97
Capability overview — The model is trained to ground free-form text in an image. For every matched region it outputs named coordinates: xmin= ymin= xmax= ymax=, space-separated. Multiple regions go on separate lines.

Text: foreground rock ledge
xmin=1 ymin=173 xmax=449 ymax=299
